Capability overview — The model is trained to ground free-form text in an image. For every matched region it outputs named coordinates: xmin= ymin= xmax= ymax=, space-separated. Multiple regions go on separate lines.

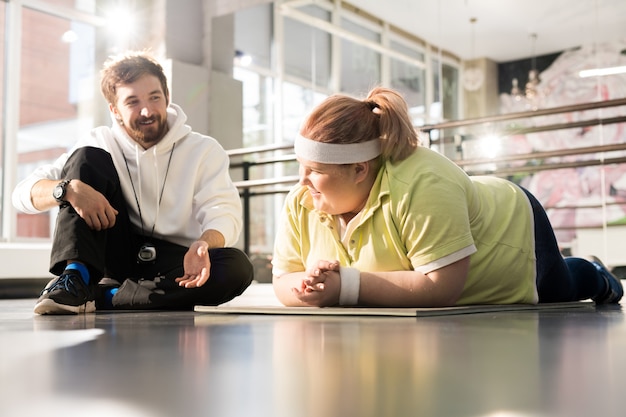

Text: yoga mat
xmin=195 ymin=301 xmax=595 ymax=317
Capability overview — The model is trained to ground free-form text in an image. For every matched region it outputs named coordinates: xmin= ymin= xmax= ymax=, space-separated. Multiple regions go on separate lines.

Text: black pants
xmin=51 ymin=146 xmax=253 ymax=310
xmin=522 ymin=187 xmax=603 ymax=302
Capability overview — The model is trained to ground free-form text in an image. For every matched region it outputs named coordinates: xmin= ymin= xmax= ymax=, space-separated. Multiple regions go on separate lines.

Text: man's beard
xmin=127 ymin=115 xmax=168 ymax=145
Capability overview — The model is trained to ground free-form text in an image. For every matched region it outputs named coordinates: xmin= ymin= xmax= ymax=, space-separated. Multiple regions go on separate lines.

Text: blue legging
xmin=522 ymin=187 xmax=603 ymax=302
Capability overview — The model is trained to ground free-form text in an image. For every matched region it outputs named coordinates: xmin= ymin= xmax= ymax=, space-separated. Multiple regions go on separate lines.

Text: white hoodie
xmin=12 ymin=104 xmax=242 ymax=247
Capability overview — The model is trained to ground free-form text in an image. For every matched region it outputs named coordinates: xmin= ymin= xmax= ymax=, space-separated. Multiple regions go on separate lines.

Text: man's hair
xmin=100 ymin=50 xmax=169 ymax=105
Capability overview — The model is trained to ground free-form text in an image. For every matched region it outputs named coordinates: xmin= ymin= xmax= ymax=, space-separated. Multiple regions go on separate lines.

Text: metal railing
xmin=228 ymin=144 xmax=298 ymax=254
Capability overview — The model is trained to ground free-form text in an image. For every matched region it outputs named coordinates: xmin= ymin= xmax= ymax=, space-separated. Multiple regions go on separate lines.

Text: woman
xmin=271 ymin=87 xmax=622 ymax=308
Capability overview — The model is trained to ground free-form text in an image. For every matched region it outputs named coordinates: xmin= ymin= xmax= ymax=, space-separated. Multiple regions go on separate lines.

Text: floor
xmin=2 ymin=282 xmax=626 ymax=417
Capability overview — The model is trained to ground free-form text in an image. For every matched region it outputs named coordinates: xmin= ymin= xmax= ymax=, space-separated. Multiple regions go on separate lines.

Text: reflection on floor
xmin=2 ymin=282 xmax=626 ymax=417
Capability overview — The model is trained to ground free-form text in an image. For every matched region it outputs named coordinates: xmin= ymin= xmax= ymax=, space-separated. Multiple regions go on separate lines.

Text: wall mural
xmin=500 ymin=40 xmax=626 ymax=246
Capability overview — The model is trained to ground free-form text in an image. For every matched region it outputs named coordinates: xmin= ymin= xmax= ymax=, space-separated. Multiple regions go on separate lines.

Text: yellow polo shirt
xmin=272 ymin=146 xmax=538 ymax=305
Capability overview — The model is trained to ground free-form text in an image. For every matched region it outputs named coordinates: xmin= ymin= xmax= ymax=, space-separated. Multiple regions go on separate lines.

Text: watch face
xmin=53 ymin=183 xmax=65 ymax=200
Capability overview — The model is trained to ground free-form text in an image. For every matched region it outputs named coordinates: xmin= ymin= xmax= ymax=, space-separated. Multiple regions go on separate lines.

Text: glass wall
xmin=284 ymin=5 xmax=331 ymax=89
xmin=234 ymin=0 xmax=461 ymax=150
xmin=16 ymin=5 xmax=97 ymax=238
xmin=390 ymin=38 xmax=426 ymax=126
xmin=339 ymin=16 xmax=381 ymax=94
xmin=432 ymin=58 xmax=460 ymax=124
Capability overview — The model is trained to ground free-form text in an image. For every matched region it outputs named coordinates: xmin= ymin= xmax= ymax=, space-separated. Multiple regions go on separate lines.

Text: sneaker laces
xmin=42 ymin=272 xmax=83 ymax=297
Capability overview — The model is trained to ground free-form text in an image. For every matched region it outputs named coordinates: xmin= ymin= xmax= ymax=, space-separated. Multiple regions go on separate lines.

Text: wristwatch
xmin=53 ymin=179 xmax=72 ymax=205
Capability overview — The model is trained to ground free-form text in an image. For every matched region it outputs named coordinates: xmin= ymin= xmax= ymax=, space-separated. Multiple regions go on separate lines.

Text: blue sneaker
xmin=34 ymin=270 xmax=96 ymax=315
xmin=589 ymin=257 xmax=623 ymax=304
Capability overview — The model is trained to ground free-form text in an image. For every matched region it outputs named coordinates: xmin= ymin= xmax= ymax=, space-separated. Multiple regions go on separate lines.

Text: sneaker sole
xmin=33 ymin=298 xmax=96 ymax=315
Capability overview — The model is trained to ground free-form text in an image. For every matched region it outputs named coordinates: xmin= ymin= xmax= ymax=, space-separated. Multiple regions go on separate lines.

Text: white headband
xmin=294 ymin=134 xmax=382 ymax=164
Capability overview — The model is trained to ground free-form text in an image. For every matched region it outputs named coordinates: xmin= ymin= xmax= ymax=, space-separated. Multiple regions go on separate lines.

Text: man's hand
xmin=175 ymin=241 xmax=211 ymax=288
xmin=66 ymin=180 xmax=118 ymax=231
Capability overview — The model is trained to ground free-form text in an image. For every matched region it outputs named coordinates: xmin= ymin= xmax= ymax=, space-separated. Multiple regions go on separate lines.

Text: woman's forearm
xmin=273 ymin=256 xmax=470 ymax=308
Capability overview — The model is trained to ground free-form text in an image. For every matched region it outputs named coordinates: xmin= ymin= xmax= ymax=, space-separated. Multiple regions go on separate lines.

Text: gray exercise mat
xmin=195 ymin=301 xmax=595 ymax=317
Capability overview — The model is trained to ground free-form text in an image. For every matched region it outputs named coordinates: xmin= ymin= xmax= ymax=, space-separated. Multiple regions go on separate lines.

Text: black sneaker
xmin=95 ymin=277 xmax=122 ymax=310
xmin=589 ymin=256 xmax=624 ymax=304
xmin=34 ymin=270 xmax=96 ymax=315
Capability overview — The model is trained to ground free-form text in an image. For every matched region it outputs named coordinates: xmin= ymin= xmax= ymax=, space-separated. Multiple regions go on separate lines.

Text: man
xmin=12 ymin=51 xmax=253 ymax=314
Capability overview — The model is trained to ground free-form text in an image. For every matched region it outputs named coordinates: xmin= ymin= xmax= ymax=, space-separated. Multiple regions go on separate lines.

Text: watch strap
xmin=54 ymin=179 xmax=72 ymax=204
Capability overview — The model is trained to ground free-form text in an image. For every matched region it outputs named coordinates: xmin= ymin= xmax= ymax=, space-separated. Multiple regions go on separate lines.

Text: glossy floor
xmin=2 ymin=283 xmax=625 ymax=417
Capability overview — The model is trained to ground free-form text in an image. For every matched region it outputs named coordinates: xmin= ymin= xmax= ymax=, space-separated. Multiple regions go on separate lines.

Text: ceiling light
xmin=579 ymin=65 xmax=626 ymax=78
xmin=234 ymin=50 xmax=253 ymax=67
xmin=463 ymin=17 xmax=484 ymax=91
xmin=105 ymin=6 xmax=135 ymax=46
xmin=511 ymin=33 xmax=542 ymax=110
xmin=524 ymin=34 xmax=540 ymax=100
xmin=61 ymin=30 xmax=78 ymax=43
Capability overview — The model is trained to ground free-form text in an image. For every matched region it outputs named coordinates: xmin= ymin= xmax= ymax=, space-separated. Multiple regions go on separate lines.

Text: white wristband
xmin=339 ymin=267 xmax=361 ymax=306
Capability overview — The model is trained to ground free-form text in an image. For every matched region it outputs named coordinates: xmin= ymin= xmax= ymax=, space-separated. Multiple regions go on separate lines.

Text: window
xmin=284 ymin=5 xmax=331 ymax=89
xmin=340 ymin=17 xmax=381 ymax=94
xmin=390 ymin=39 xmax=426 ymax=126
xmin=432 ymin=58 xmax=460 ymax=122
xmin=15 ymin=7 xmax=98 ymax=238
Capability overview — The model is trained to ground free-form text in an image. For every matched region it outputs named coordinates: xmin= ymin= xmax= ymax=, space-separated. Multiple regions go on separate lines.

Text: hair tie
xmin=367 ymin=100 xmax=382 ymax=115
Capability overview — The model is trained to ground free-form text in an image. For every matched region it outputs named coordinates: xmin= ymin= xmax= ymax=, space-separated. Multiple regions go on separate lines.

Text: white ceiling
xmin=354 ymin=0 xmax=626 ymax=62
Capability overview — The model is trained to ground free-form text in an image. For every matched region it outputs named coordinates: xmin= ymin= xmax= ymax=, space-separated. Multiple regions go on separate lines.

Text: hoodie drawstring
xmin=117 ymin=140 xmax=176 ymax=238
